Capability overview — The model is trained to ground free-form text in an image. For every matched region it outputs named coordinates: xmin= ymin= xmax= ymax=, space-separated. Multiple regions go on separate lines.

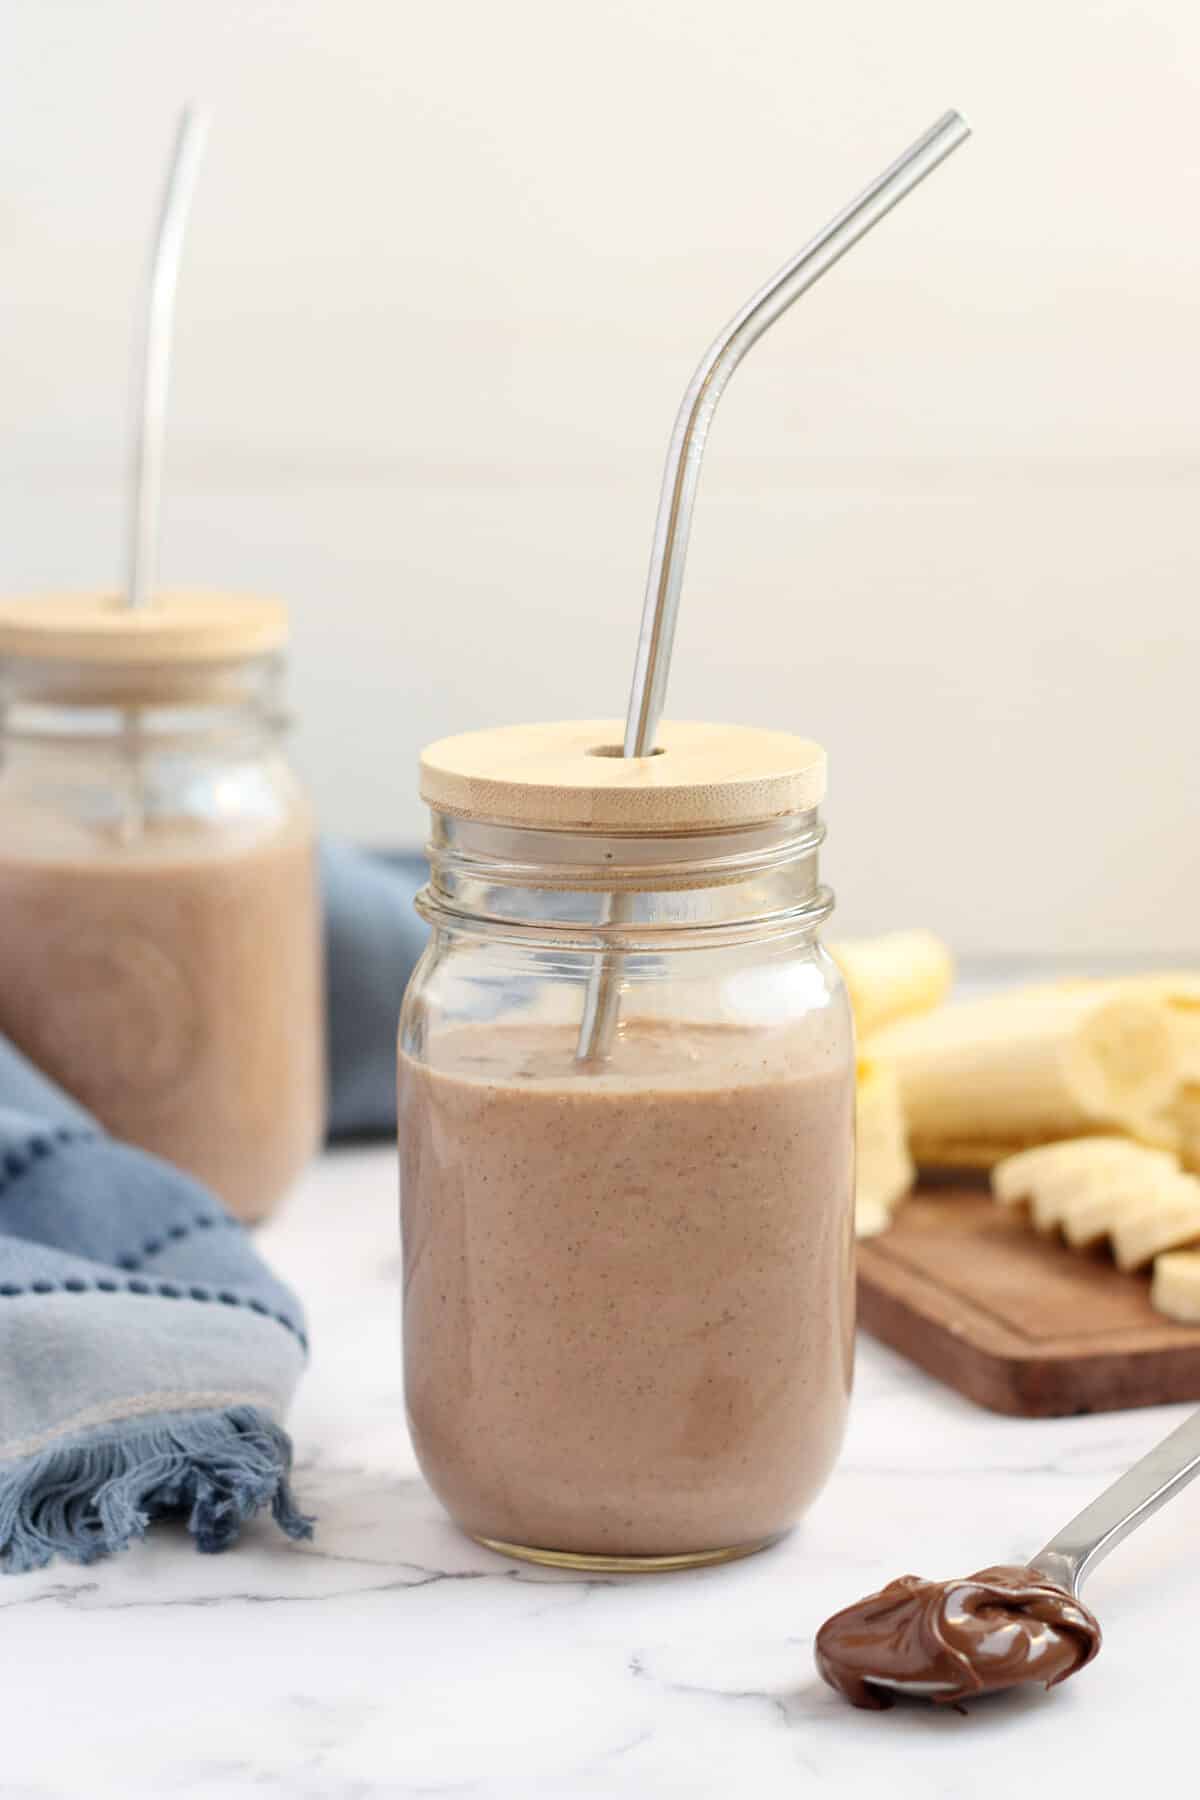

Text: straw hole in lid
xmin=587 ymin=744 xmax=665 ymax=759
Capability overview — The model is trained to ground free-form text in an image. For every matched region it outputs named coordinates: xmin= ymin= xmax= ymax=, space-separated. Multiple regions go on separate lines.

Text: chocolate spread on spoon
xmin=815 ymin=1565 xmax=1102 ymax=1709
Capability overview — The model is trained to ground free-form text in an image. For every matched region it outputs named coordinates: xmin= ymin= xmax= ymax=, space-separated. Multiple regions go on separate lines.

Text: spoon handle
xmin=1031 ymin=1405 xmax=1200 ymax=1595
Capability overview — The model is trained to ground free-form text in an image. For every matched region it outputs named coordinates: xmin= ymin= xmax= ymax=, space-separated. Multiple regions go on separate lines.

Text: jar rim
xmin=427 ymin=809 xmax=824 ymax=891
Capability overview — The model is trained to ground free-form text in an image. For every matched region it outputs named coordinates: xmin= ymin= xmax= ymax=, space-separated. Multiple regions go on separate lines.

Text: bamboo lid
xmin=0 ymin=591 xmax=288 ymax=666
xmin=420 ymin=720 xmax=827 ymax=833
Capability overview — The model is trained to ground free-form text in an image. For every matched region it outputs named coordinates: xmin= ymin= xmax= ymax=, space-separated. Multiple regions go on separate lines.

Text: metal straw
xmin=576 ymin=109 xmax=971 ymax=1062
xmin=124 ymin=105 xmax=209 ymax=610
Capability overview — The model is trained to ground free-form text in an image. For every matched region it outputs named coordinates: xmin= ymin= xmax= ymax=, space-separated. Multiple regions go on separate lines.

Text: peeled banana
xmin=854 ymin=1056 xmax=914 ymax=1239
xmin=1141 ymin=1082 xmax=1200 ymax=1176
xmin=1073 ymin=975 xmax=1200 ymax=1083
xmin=870 ymin=985 xmax=1182 ymax=1169
xmin=1177 ymin=1086 xmax=1200 ymax=1174
xmin=1044 ymin=978 xmax=1200 ymax=1167
xmin=830 ymin=930 xmax=954 ymax=1040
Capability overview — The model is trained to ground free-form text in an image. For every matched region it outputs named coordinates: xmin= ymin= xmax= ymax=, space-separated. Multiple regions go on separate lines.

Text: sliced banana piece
xmin=992 ymin=1137 xmax=1146 ymax=1207
xmin=992 ymin=1139 xmax=1180 ymax=1249
xmin=1152 ymin=1248 xmax=1200 ymax=1323
xmin=1110 ymin=1176 xmax=1200 ymax=1272
xmin=1059 ymin=1162 xmax=1180 ymax=1249
xmin=830 ymin=930 xmax=954 ymax=1039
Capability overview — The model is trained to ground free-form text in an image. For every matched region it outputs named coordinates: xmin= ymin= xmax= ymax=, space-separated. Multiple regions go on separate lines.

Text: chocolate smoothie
xmin=0 ymin=818 xmax=323 ymax=1221
xmin=399 ymin=1017 xmax=854 ymax=1562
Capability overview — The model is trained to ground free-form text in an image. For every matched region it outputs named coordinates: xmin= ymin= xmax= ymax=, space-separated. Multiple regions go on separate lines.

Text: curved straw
xmin=125 ymin=105 xmax=210 ymax=610
xmin=624 ymin=109 xmax=970 ymax=756
xmin=577 ymin=109 xmax=971 ymax=1061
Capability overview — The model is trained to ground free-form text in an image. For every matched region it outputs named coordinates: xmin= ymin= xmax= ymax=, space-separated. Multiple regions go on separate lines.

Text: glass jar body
xmin=0 ymin=657 xmax=325 ymax=1220
xmin=398 ymin=812 xmax=855 ymax=1570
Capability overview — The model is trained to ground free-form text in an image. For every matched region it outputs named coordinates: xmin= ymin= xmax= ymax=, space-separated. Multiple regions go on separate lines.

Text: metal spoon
xmin=1030 ymin=1403 xmax=1200 ymax=1597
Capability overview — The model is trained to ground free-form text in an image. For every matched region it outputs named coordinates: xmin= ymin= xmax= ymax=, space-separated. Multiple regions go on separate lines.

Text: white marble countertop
xmin=6 ymin=1142 xmax=1199 ymax=1799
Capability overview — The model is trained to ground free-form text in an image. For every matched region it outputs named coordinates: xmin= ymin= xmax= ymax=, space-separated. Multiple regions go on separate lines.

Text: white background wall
xmin=2 ymin=0 xmax=1197 ymax=953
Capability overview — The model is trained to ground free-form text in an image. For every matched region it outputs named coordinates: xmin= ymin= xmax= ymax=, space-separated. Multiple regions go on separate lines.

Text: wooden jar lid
xmin=0 ymin=591 xmax=288 ymax=665
xmin=420 ymin=719 xmax=827 ymax=833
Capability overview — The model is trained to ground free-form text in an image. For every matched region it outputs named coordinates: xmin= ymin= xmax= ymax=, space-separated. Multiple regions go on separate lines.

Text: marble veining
xmin=4 ymin=1141 xmax=1200 ymax=1798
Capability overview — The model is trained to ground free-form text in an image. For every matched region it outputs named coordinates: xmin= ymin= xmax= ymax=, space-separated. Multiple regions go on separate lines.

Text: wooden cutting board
xmin=856 ymin=1180 xmax=1200 ymax=1417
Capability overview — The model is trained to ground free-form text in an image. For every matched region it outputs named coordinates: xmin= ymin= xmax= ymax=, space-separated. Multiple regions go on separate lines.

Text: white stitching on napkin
xmin=1 ymin=1388 xmax=282 ymax=1461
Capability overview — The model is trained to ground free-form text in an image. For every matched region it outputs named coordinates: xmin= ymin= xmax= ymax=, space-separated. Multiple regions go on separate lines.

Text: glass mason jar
xmin=399 ymin=721 xmax=855 ymax=1572
xmin=0 ymin=593 xmax=325 ymax=1222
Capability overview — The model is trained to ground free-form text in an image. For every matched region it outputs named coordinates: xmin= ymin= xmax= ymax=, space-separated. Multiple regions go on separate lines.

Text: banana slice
xmin=830 ymin=931 xmax=954 ymax=1039
xmin=871 ymin=985 xmax=1182 ymax=1165
xmin=1060 ymin=1162 xmax=1182 ymax=1250
xmin=1110 ymin=1176 xmax=1200 ymax=1272
xmin=855 ymin=1056 xmax=914 ymax=1240
xmin=992 ymin=1139 xmax=1180 ymax=1248
xmin=1034 ymin=1157 xmax=1172 ymax=1239
xmin=992 ymin=1137 xmax=1146 ymax=1207
xmin=1152 ymin=1248 xmax=1200 ymax=1323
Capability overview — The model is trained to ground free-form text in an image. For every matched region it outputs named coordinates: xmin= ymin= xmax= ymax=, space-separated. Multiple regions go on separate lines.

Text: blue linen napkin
xmin=321 ymin=844 xmax=427 ymax=1139
xmin=0 ymin=843 xmax=429 ymax=1574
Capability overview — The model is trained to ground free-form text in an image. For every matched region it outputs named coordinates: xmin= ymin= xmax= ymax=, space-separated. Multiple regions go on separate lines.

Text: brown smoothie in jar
xmin=0 ymin=818 xmax=324 ymax=1221
xmin=399 ymin=1016 xmax=854 ymax=1560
